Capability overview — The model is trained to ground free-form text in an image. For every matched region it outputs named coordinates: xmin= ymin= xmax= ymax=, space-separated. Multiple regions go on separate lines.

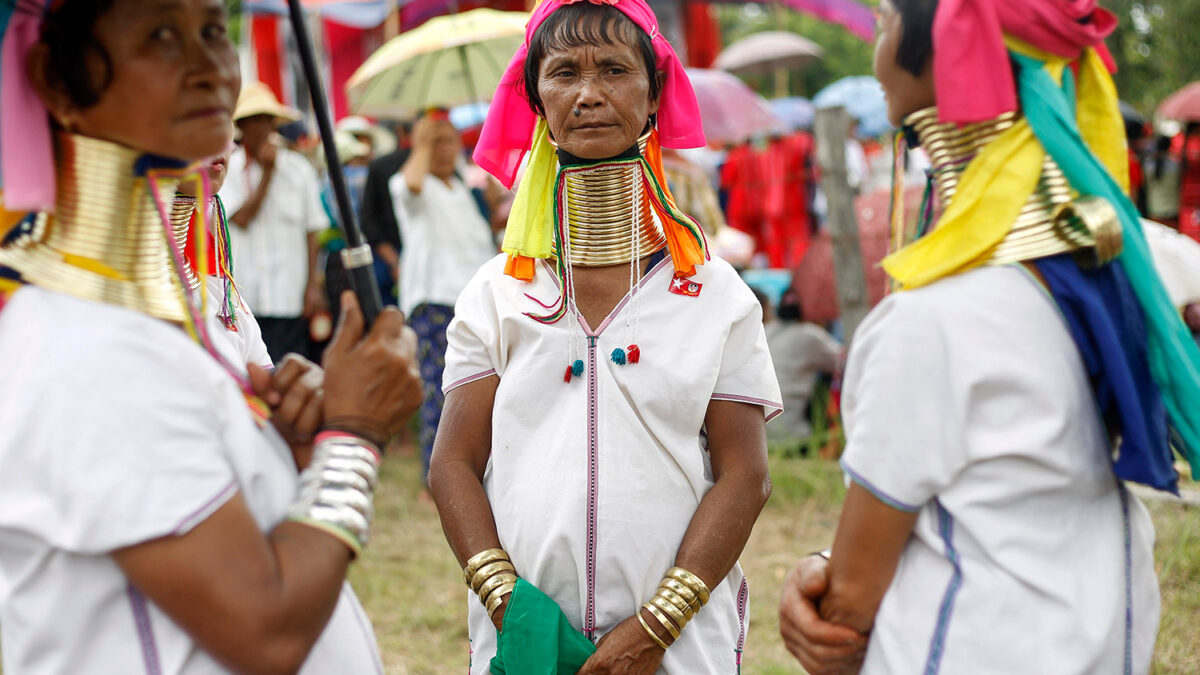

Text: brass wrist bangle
xmin=649 ymin=595 xmax=689 ymax=631
xmin=637 ymin=609 xmax=671 ymax=650
xmin=486 ymin=582 xmax=516 ymax=617
xmin=471 ymin=560 xmax=516 ymax=593
xmin=463 ymin=548 xmax=510 ymax=585
xmin=480 ymin=573 xmax=518 ymax=606
xmin=666 ymin=567 xmax=711 ymax=606
xmin=657 ymin=586 xmax=695 ymax=620
xmin=478 ymin=572 xmax=516 ymax=604
xmin=642 ymin=601 xmax=681 ymax=640
xmin=659 ymin=578 xmax=702 ymax=614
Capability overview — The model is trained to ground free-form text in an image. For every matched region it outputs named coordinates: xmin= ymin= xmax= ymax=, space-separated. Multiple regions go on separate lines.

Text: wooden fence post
xmin=814 ymin=106 xmax=870 ymax=344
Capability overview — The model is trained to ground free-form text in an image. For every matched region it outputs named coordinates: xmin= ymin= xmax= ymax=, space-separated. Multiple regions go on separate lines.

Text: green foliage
xmin=1104 ymin=0 xmax=1200 ymax=116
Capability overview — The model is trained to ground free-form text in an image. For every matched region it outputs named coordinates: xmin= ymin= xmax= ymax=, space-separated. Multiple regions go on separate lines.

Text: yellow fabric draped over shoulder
xmin=881 ymin=39 xmax=1128 ymax=289
xmin=501 ymin=119 xmax=557 ymax=282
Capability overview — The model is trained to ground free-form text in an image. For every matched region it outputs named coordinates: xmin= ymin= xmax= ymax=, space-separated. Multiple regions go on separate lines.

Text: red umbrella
xmin=1158 ymin=81 xmax=1200 ymax=122
xmin=792 ymin=185 xmax=924 ymax=323
xmin=685 ymin=68 xmax=784 ymax=144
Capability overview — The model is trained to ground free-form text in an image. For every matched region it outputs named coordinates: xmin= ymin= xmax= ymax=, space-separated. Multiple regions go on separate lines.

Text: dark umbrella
xmin=286 ymin=0 xmax=383 ymax=326
xmin=1120 ymin=100 xmax=1148 ymax=140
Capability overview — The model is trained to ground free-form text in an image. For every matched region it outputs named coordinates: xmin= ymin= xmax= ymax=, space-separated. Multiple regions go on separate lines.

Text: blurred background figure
xmin=391 ymin=110 xmax=497 ymax=484
xmin=765 ymin=288 xmax=841 ymax=451
xmin=361 ymin=119 xmax=414 ymax=306
xmin=221 ymin=82 xmax=330 ymax=364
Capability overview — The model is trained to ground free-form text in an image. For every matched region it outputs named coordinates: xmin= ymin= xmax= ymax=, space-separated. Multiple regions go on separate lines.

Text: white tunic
xmin=444 ymin=253 xmax=782 ymax=674
xmin=390 ymin=174 xmax=497 ymax=317
xmin=203 ymin=275 xmax=274 ymax=369
xmin=0 ymin=287 xmax=382 ymax=675
xmin=840 ymin=266 xmax=1159 ymax=674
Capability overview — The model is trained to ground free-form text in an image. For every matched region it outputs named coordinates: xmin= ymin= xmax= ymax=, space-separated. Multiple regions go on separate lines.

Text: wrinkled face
xmin=536 ymin=39 xmax=661 ymax=159
xmin=873 ymin=0 xmax=936 ymax=127
xmin=42 ymin=0 xmax=240 ymax=162
xmin=430 ymin=121 xmax=460 ymax=179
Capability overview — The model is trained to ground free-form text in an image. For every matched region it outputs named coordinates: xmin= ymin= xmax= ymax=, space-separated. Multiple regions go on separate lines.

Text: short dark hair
xmin=892 ymin=0 xmax=937 ymax=78
xmin=40 ymin=0 xmax=118 ymax=109
xmin=776 ymin=289 xmax=804 ymax=322
xmin=522 ymin=3 xmax=660 ymax=118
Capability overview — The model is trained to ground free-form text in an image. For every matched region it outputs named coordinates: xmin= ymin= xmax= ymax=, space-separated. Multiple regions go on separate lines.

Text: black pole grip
xmin=284 ymin=0 xmax=382 ymax=328
xmin=341 ymin=245 xmax=383 ymax=329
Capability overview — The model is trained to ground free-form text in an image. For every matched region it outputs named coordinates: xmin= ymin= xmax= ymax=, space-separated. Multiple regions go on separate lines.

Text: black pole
xmin=285 ymin=0 xmax=382 ymax=328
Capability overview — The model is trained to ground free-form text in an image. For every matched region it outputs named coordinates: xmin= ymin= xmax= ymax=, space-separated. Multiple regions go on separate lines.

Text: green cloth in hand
xmin=489 ymin=578 xmax=597 ymax=675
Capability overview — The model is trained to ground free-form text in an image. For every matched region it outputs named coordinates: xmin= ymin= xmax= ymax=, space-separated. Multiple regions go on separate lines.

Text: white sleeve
xmin=218 ymin=149 xmax=249 ymax=216
xmin=711 ymin=280 xmax=783 ymax=420
xmin=839 ymin=293 xmax=967 ymax=511
xmin=236 ymin=298 xmax=275 ymax=369
xmin=443 ymin=268 xmax=501 ymax=393
xmin=5 ymin=331 xmax=240 ymax=554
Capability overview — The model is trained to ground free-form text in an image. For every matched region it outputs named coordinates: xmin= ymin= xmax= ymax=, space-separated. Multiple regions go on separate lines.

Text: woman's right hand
xmin=320 ymin=290 xmax=422 ymax=448
xmin=779 ymin=555 xmax=867 ymax=675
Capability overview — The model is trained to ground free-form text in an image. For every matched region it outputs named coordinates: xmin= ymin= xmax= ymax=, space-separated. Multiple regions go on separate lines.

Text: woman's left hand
xmin=577 ymin=614 xmax=665 ymax=675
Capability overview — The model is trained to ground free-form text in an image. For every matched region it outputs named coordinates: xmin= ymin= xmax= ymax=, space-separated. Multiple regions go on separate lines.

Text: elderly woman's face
xmin=537 ymin=39 xmax=660 ymax=159
xmin=41 ymin=0 xmax=240 ymax=162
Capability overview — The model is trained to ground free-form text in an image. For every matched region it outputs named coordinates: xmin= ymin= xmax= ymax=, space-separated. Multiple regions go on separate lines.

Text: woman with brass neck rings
xmin=779 ymin=0 xmax=1200 ymax=672
xmin=429 ymin=1 xmax=782 ymax=672
xmin=0 ymin=1 xmax=421 ymax=672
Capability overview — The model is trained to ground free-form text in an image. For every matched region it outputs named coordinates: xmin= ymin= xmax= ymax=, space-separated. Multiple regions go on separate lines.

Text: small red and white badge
xmin=668 ymin=276 xmax=702 ymax=297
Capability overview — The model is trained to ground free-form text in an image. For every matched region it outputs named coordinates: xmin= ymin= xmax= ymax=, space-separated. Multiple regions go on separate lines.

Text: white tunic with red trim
xmin=444 ymin=252 xmax=782 ymax=674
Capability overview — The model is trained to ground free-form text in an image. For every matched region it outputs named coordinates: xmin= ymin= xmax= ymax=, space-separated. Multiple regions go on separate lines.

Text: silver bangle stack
xmin=286 ymin=431 xmax=381 ymax=558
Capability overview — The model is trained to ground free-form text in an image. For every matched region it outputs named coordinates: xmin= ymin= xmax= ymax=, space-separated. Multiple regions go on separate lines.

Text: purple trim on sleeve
xmin=127 ymin=585 xmax=162 ymax=675
xmin=444 ymin=369 xmax=497 ymax=393
xmin=171 ymin=480 xmax=238 ymax=535
xmin=711 ymin=393 xmax=784 ymax=421
xmin=840 ymin=459 xmax=923 ymax=513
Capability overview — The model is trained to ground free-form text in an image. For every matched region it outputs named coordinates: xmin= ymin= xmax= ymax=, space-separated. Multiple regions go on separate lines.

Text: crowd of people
xmin=0 ymin=0 xmax=1199 ymax=674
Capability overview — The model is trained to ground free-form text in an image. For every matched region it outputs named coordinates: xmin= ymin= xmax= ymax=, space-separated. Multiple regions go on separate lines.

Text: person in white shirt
xmin=220 ymin=82 xmax=329 ymax=364
xmin=390 ymin=110 xmax=497 ymax=481
xmin=0 ymin=2 xmax=422 ymax=672
xmin=765 ymin=290 xmax=842 ymax=449
xmin=779 ymin=0 xmax=1200 ymax=672
xmin=428 ymin=1 xmax=782 ymax=671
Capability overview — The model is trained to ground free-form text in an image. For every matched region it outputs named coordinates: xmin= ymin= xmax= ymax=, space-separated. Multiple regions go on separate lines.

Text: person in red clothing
xmin=1179 ymin=122 xmax=1200 ymax=242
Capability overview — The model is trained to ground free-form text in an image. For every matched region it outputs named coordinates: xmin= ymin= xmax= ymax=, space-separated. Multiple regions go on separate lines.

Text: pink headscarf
xmin=1 ymin=0 xmax=54 ymax=212
xmin=933 ymin=0 xmax=1117 ymax=124
xmin=473 ymin=0 xmax=705 ymax=189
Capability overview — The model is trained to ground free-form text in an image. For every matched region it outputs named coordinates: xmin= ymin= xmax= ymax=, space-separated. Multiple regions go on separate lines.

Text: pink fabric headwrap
xmin=933 ymin=0 xmax=1117 ymax=124
xmin=474 ymin=0 xmax=705 ymax=189
xmin=1 ymin=0 xmax=54 ymax=211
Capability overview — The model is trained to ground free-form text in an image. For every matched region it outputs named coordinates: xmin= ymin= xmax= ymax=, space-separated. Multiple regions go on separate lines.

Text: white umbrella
xmin=713 ymin=31 xmax=824 ymax=75
xmin=346 ymin=8 xmax=527 ymax=119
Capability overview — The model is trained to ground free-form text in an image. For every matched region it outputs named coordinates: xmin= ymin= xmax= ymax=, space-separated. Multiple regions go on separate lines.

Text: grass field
xmin=354 ymin=448 xmax=1200 ymax=674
